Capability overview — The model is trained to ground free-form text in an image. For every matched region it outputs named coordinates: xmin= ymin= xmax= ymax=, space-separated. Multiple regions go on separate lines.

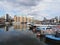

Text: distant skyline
xmin=0 ymin=0 xmax=60 ymax=20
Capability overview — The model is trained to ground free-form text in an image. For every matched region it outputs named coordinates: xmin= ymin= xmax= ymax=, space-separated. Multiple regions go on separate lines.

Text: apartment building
xmin=14 ymin=15 xmax=33 ymax=24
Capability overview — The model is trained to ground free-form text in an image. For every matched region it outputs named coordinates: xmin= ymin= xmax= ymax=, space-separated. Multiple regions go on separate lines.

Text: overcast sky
xmin=0 ymin=0 xmax=60 ymax=20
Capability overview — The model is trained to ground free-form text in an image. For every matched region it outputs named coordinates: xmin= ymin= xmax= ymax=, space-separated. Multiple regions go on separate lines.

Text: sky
xmin=0 ymin=0 xmax=60 ymax=20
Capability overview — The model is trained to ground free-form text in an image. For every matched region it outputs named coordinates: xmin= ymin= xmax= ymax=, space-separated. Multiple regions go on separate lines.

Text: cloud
xmin=0 ymin=0 xmax=60 ymax=20
xmin=0 ymin=0 xmax=41 ymax=17
xmin=16 ymin=0 xmax=40 ymax=6
xmin=28 ymin=0 xmax=60 ymax=20
xmin=5 ymin=0 xmax=41 ymax=7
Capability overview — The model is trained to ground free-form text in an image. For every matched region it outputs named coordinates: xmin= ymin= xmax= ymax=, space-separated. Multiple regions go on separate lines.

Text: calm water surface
xmin=0 ymin=24 xmax=59 ymax=45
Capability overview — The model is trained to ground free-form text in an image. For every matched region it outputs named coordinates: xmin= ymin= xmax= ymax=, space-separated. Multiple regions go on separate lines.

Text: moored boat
xmin=45 ymin=34 xmax=60 ymax=44
xmin=45 ymin=25 xmax=60 ymax=44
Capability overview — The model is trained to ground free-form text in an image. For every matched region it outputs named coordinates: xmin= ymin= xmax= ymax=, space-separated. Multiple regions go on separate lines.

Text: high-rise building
xmin=6 ymin=14 xmax=9 ymax=22
xmin=14 ymin=16 xmax=33 ymax=24
xmin=14 ymin=15 xmax=17 ymax=22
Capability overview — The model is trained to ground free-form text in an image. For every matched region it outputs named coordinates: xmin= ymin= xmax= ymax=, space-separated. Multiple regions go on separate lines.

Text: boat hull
xmin=45 ymin=35 xmax=60 ymax=44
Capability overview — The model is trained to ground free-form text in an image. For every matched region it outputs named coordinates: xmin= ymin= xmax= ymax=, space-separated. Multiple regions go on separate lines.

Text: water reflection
xmin=0 ymin=24 xmax=42 ymax=45
xmin=14 ymin=24 xmax=27 ymax=30
xmin=13 ymin=24 xmax=30 ymax=31
xmin=0 ymin=24 xmax=59 ymax=45
xmin=5 ymin=25 xmax=9 ymax=31
xmin=2 ymin=24 xmax=29 ymax=31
